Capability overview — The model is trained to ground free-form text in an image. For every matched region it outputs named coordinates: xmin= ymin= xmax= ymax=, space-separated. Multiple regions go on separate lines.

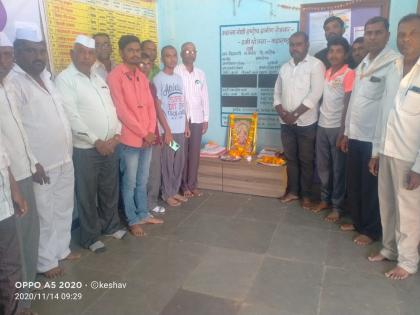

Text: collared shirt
xmin=91 ymin=59 xmax=116 ymax=81
xmin=273 ymin=54 xmax=325 ymax=126
xmin=0 ymin=68 xmax=38 ymax=181
xmin=107 ymin=64 xmax=156 ymax=148
xmin=344 ymin=48 xmax=400 ymax=142
xmin=8 ymin=65 xmax=72 ymax=171
xmin=175 ymin=63 xmax=209 ymax=123
xmin=373 ymin=56 xmax=420 ymax=173
xmin=319 ymin=64 xmax=355 ymax=128
xmin=55 ymin=63 xmax=121 ymax=149
xmin=0 ymin=130 xmax=14 ymax=222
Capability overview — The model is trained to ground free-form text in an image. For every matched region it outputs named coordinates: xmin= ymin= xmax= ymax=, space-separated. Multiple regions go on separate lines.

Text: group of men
xmin=0 ymin=27 xmax=209 ymax=315
xmin=274 ymin=14 xmax=420 ymax=281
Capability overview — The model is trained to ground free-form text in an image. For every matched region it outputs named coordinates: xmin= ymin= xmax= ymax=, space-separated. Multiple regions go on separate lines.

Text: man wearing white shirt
xmin=11 ymin=27 xmax=78 ymax=278
xmin=339 ymin=17 xmax=400 ymax=246
xmin=91 ymin=33 xmax=115 ymax=81
xmin=175 ymin=42 xmax=209 ymax=197
xmin=56 ymin=35 xmax=125 ymax=253
xmin=368 ymin=14 xmax=420 ymax=280
xmin=0 ymin=32 xmax=39 ymax=315
xmin=0 ymin=131 xmax=27 ymax=315
xmin=273 ymin=31 xmax=325 ymax=209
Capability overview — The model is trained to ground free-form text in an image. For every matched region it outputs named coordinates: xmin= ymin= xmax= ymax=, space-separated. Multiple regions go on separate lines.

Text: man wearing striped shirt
xmin=175 ymin=42 xmax=209 ymax=198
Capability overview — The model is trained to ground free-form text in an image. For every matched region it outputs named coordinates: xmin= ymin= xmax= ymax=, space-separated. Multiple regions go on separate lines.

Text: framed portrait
xmin=227 ymin=113 xmax=258 ymax=155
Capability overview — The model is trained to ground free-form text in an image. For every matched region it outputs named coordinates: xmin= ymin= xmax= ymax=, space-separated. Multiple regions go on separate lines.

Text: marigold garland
xmin=227 ymin=113 xmax=257 ymax=159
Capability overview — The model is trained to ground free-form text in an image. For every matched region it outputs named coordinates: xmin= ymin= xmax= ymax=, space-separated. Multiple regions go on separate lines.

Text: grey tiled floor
xmin=32 ymin=190 xmax=420 ymax=315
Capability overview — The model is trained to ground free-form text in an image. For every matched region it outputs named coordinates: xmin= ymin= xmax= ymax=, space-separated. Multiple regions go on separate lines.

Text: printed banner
xmin=220 ymin=21 xmax=299 ymax=129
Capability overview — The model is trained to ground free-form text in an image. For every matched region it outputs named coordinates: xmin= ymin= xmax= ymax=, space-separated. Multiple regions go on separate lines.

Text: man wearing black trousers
xmin=339 ymin=17 xmax=399 ymax=246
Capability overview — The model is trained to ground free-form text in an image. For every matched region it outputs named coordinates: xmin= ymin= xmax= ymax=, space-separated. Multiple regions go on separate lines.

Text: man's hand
xmin=105 ymin=135 xmax=120 ymax=153
xmin=164 ymin=130 xmax=173 ymax=145
xmin=336 ymin=133 xmax=344 ymax=149
xmin=185 ymin=125 xmax=191 ymax=138
xmin=144 ymin=132 xmax=156 ymax=144
xmin=406 ymin=170 xmax=420 ymax=190
xmin=10 ymin=170 xmax=28 ymax=217
xmin=95 ymin=139 xmax=112 ymax=156
xmin=202 ymin=122 xmax=208 ymax=134
xmin=339 ymin=136 xmax=349 ymax=153
xmin=32 ymin=163 xmax=50 ymax=185
xmin=369 ymin=157 xmax=379 ymax=176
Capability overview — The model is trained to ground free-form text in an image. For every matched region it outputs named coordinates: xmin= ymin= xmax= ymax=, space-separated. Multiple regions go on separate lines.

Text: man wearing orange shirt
xmin=108 ymin=35 xmax=163 ymax=238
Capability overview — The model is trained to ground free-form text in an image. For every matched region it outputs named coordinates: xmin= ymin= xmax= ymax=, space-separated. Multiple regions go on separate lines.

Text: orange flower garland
xmin=228 ymin=113 xmax=257 ymax=159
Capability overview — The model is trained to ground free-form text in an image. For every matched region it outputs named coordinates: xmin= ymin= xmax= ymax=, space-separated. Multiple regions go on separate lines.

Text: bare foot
xmin=129 ymin=224 xmax=146 ymax=237
xmin=310 ymin=201 xmax=329 ymax=214
xmin=139 ymin=216 xmax=164 ymax=224
xmin=174 ymin=194 xmax=188 ymax=202
xmin=192 ymin=189 xmax=203 ymax=197
xmin=324 ymin=209 xmax=340 ymax=223
xmin=340 ymin=223 xmax=355 ymax=231
xmin=183 ymin=190 xmax=194 ymax=198
xmin=279 ymin=193 xmax=299 ymax=204
xmin=385 ymin=266 xmax=412 ymax=280
xmin=43 ymin=266 xmax=64 ymax=279
xmin=368 ymin=252 xmax=388 ymax=262
xmin=166 ymin=196 xmax=181 ymax=207
xmin=301 ymin=197 xmax=313 ymax=210
xmin=61 ymin=252 xmax=81 ymax=261
xmin=353 ymin=234 xmax=373 ymax=246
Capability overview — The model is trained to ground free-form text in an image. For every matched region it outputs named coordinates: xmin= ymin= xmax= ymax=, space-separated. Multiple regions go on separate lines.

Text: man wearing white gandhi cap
xmin=8 ymin=26 xmax=80 ymax=279
xmin=0 ymin=31 xmax=41 ymax=315
xmin=56 ymin=35 xmax=125 ymax=253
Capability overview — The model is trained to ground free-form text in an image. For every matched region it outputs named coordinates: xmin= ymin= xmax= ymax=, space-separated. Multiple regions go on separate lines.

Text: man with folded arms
xmin=56 ymin=35 xmax=126 ymax=253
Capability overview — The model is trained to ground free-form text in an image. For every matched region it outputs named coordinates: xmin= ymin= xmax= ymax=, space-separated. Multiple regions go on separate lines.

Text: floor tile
xmin=159 ymin=289 xmax=241 ymax=315
xmin=320 ymin=267 xmax=400 ymax=315
xmin=268 ymin=223 xmax=330 ymax=264
xmin=83 ymin=279 xmax=179 ymax=315
xmin=246 ymin=257 xmax=323 ymax=315
xmin=183 ymin=247 xmax=263 ymax=300
xmin=211 ymin=218 xmax=277 ymax=254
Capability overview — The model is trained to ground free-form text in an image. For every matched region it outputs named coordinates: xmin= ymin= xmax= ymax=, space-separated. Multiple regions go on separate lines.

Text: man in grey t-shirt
xmin=153 ymin=45 xmax=190 ymax=207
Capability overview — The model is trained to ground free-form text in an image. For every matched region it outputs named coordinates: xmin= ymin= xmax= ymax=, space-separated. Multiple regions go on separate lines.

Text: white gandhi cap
xmin=0 ymin=32 xmax=12 ymax=47
xmin=74 ymin=35 xmax=95 ymax=49
xmin=15 ymin=25 xmax=43 ymax=42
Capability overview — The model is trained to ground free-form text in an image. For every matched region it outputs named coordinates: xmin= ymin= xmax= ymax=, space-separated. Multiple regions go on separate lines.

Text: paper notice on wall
xmin=353 ymin=26 xmax=364 ymax=39
xmin=220 ymin=21 xmax=298 ymax=129
xmin=40 ymin=0 xmax=158 ymax=74
xmin=308 ymin=9 xmax=351 ymax=54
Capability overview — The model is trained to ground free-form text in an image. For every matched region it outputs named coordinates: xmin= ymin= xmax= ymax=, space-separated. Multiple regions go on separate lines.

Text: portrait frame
xmin=227 ymin=113 xmax=258 ymax=155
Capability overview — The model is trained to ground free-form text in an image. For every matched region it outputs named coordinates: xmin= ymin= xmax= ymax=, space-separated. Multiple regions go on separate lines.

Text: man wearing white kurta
xmin=0 ymin=32 xmax=40 ymax=314
xmin=56 ymin=35 xmax=125 ymax=253
xmin=175 ymin=42 xmax=209 ymax=198
xmin=10 ymin=27 xmax=76 ymax=278
xmin=368 ymin=14 xmax=420 ymax=280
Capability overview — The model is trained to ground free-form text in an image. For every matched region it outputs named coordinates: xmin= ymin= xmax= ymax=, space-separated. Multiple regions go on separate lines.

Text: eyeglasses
xmin=184 ymin=49 xmax=197 ymax=55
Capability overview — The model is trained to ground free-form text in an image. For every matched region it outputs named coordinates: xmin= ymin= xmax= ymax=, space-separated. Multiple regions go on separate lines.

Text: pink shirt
xmin=108 ymin=64 xmax=156 ymax=148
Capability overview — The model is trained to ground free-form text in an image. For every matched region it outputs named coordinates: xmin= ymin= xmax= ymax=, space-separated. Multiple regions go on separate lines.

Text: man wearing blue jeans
xmin=108 ymin=35 xmax=163 ymax=237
